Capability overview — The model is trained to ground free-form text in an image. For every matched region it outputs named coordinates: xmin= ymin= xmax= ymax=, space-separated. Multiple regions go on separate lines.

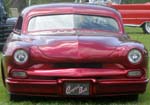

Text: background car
xmin=1 ymin=3 xmax=148 ymax=100
xmin=76 ymin=0 xmax=150 ymax=34
xmin=111 ymin=0 xmax=150 ymax=34
xmin=0 ymin=0 xmax=17 ymax=51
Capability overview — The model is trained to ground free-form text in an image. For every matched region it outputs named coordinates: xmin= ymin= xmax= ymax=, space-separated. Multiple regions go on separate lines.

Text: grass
xmin=0 ymin=27 xmax=150 ymax=105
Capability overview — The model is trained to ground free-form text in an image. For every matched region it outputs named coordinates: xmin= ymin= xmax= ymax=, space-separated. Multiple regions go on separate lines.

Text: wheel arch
xmin=140 ymin=21 xmax=150 ymax=34
xmin=140 ymin=21 xmax=150 ymax=27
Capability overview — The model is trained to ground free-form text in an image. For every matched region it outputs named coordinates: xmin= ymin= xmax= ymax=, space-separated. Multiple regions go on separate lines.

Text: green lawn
xmin=0 ymin=27 xmax=150 ymax=105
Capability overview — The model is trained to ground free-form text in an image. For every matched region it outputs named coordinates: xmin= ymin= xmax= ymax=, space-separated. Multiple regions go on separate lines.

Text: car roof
xmin=21 ymin=3 xmax=120 ymax=17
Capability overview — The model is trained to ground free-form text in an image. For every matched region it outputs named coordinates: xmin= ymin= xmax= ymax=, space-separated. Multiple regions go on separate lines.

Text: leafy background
xmin=4 ymin=0 xmax=150 ymax=15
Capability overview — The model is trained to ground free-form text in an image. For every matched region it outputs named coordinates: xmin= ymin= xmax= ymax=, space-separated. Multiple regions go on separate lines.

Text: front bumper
xmin=6 ymin=78 xmax=149 ymax=97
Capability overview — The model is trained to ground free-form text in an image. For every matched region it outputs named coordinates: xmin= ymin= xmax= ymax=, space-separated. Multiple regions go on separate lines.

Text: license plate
xmin=64 ymin=82 xmax=90 ymax=96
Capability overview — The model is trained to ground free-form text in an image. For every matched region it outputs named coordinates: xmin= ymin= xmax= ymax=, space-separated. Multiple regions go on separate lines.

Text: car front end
xmin=2 ymin=33 xmax=149 ymax=97
xmin=1 ymin=3 xmax=149 ymax=100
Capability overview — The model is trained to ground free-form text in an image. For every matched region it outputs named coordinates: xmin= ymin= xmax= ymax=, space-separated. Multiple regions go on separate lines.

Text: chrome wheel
xmin=143 ymin=22 xmax=150 ymax=34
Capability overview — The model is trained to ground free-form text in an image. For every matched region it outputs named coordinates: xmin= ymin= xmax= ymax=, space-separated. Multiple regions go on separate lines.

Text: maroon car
xmin=1 ymin=3 xmax=149 ymax=100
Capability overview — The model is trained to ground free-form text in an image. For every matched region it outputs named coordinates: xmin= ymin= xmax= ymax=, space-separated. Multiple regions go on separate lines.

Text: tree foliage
xmin=4 ymin=0 xmax=150 ymax=15
xmin=122 ymin=0 xmax=150 ymax=4
xmin=4 ymin=0 xmax=27 ymax=15
xmin=28 ymin=0 xmax=73 ymax=5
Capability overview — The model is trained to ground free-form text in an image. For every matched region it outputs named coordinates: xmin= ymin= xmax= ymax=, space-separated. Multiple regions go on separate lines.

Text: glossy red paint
xmin=111 ymin=3 xmax=150 ymax=26
xmin=1 ymin=3 xmax=149 ymax=99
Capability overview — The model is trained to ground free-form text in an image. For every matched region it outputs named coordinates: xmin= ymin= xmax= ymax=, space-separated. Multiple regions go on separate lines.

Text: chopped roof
xmin=21 ymin=3 xmax=119 ymax=17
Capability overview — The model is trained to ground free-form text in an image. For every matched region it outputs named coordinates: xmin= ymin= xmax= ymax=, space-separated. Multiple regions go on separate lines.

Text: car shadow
xmin=12 ymin=95 xmax=138 ymax=104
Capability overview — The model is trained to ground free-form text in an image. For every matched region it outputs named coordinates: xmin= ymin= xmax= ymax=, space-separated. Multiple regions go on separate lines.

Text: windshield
xmin=28 ymin=14 xmax=119 ymax=34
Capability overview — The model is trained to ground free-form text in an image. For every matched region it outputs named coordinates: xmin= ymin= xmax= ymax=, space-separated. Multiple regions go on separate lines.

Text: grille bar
xmin=53 ymin=63 xmax=102 ymax=68
xmin=0 ymin=24 xmax=13 ymax=42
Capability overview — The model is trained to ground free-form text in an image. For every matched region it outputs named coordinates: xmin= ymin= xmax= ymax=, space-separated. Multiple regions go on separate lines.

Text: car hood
xmin=29 ymin=31 xmax=129 ymax=62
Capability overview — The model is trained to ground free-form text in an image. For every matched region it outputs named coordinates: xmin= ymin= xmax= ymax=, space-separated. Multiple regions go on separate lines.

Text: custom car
xmin=1 ymin=3 xmax=149 ymax=100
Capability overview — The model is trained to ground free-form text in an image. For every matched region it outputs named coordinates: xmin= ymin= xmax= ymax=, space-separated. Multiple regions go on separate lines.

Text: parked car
xmin=76 ymin=0 xmax=150 ymax=34
xmin=1 ymin=3 xmax=149 ymax=100
xmin=111 ymin=1 xmax=150 ymax=34
xmin=0 ymin=0 xmax=17 ymax=51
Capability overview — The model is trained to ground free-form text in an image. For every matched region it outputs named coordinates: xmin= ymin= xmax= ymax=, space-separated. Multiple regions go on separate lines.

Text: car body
xmin=0 ymin=0 xmax=17 ymax=51
xmin=1 ymin=3 xmax=149 ymax=100
xmin=76 ymin=0 xmax=150 ymax=34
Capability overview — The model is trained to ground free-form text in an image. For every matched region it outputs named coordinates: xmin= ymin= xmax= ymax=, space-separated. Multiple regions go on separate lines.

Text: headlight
xmin=128 ymin=49 xmax=142 ymax=64
xmin=14 ymin=49 xmax=28 ymax=64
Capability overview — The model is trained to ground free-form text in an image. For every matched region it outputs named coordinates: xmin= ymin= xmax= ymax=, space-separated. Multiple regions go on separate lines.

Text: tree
xmin=8 ymin=0 xmax=27 ymax=13
xmin=122 ymin=0 xmax=150 ymax=4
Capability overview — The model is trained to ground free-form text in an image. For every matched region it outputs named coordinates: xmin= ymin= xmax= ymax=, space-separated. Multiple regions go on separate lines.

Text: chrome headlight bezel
xmin=127 ymin=49 xmax=142 ymax=64
xmin=13 ymin=49 xmax=29 ymax=65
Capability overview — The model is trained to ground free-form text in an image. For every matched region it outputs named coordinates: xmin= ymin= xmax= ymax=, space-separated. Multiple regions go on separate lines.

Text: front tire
xmin=127 ymin=94 xmax=139 ymax=101
xmin=9 ymin=94 xmax=18 ymax=101
xmin=142 ymin=22 xmax=150 ymax=34
xmin=9 ymin=94 xmax=25 ymax=101
xmin=1 ymin=59 xmax=6 ymax=87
